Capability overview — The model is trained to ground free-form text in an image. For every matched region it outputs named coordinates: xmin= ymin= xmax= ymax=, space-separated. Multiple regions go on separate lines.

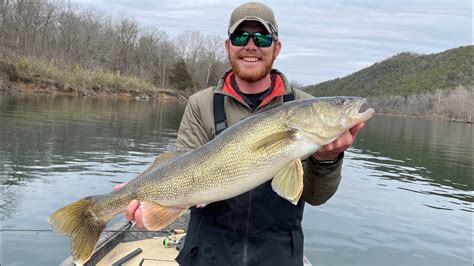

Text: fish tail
xmin=48 ymin=196 xmax=105 ymax=265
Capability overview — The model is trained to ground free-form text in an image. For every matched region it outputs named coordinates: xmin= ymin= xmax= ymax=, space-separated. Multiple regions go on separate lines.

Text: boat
xmin=60 ymin=211 xmax=313 ymax=265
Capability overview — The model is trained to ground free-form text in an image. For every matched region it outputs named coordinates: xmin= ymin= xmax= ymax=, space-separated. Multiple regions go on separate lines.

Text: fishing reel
xmin=163 ymin=236 xmax=180 ymax=248
xmin=162 ymin=229 xmax=186 ymax=249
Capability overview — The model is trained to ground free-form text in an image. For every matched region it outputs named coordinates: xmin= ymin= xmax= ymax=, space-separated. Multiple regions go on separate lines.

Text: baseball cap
xmin=228 ymin=2 xmax=279 ymax=36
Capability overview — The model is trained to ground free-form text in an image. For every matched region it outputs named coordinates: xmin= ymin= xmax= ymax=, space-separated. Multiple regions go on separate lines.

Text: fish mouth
xmin=348 ymin=98 xmax=375 ymax=125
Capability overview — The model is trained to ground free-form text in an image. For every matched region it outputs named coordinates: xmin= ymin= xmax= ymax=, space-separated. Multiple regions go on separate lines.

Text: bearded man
xmin=122 ymin=2 xmax=364 ymax=265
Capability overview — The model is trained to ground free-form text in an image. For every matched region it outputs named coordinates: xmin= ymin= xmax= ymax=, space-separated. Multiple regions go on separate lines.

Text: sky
xmin=76 ymin=0 xmax=472 ymax=86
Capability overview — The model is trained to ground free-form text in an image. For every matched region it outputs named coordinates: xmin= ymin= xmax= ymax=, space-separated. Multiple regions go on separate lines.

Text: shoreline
xmin=1 ymin=78 xmax=188 ymax=102
xmin=2 ymin=76 xmax=470 ymax=123
xmin=0 ymin=60 xmax=188 ymax=102
xmin=375 ymin=112 xmax=472 ymax=124
xmin=3 ymin=87 xmax=471 ymax=123
xmin=5 ymin=88 xmax=471 ymax=123
xmin=1 ymin=86 xmax=188 ymax=102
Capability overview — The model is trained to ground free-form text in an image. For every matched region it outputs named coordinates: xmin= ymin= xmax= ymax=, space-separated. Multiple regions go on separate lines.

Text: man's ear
xmin=273 ymin=40 xmax=282 ymax=60
xmin=225 ymin=39 xmax=230 ymax=54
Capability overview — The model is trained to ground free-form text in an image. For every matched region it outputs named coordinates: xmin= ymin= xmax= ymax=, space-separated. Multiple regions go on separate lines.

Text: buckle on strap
xmin=215 ymin=120 xmax=227 ymax=134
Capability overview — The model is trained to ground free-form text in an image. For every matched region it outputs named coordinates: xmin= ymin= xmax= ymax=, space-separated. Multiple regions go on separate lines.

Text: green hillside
xmin=303 ymin=45 xmax=473 ymax=97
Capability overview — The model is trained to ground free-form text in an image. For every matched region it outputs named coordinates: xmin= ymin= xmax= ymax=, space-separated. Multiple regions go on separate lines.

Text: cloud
xmin=75 ymin=0 xmax=472 ymax=85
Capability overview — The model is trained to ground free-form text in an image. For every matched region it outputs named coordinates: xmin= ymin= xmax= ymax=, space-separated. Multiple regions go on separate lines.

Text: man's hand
xmin=113 ymin=183 xmax=145 ymax=229
xmin=312 ymin=122 xmax=365 ymax=161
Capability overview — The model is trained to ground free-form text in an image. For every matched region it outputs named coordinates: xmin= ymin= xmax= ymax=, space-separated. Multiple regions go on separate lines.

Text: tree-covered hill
xmin=303 ymin=45 xmax=473 ymax=97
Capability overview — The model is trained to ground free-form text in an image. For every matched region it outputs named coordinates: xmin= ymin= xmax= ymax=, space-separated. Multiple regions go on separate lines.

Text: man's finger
xmin=113 ymin=182 xmax=127 ymax=191
xmin=134 ymin=206 xmax=144 ymax=229
xmin=349 ymin=122 xmax=364 ymax=137
xmin=342 ymin=131 xmax=354 ymax=148
xmin=126 ymin=200 xmax=139 ymax=221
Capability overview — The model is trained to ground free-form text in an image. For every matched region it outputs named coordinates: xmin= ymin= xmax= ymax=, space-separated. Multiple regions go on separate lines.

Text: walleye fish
xmin=49 ymin=97 xmax=374 ymax=264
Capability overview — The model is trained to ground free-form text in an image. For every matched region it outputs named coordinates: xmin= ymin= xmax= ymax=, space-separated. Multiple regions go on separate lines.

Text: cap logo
xmin=243 ymin=3 xmax=262 ymax=12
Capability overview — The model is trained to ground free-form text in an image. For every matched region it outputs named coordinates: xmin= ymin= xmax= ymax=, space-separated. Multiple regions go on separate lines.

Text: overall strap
xmin=213 ymin=93 xmax=227 ymax=135
xmin=213 ymin=90 xmax=295 ymax=135
xmin=283 ymin=92 xmax=295 ymax=102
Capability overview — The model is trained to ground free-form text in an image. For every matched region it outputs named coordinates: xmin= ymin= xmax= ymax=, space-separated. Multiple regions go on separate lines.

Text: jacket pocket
xmin=176 ymin=242 xmax=200 ymax=265
xmin=176 ymin=216 xmax=204 ymax=265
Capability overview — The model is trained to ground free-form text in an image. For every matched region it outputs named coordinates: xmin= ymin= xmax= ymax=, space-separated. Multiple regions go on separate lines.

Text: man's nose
xmin=244 ymin=37 xmax=258 ymax=50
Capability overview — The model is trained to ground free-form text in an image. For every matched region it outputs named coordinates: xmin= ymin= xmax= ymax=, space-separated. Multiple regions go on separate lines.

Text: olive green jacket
xmin=176 ymin=69 xmax=342 ymax=205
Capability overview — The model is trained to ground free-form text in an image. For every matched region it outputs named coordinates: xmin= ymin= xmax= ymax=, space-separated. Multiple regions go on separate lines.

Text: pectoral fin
xmin=250 ymin=130 xmax=295 ymax=153
xmin=140 ymin=202 xmax=187 ymax=231
xmin=271 ymin=159 xmax=304 ymax=205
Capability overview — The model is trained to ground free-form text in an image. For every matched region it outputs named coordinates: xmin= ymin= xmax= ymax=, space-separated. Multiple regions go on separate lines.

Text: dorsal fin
xmin=138 ymin=151 xmax=184 ymax=177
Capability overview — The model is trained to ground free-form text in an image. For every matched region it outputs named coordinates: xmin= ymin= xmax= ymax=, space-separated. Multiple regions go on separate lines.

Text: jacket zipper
xmin=242 ymin=191 xmax=252 ymax=265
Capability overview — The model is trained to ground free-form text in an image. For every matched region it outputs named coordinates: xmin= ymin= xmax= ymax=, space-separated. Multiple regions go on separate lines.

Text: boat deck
xmin=60 ymin=211 xmax=312 ymax=265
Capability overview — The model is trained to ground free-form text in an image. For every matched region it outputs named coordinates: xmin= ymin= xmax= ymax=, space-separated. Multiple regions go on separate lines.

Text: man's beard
xmin=228 ymin=52 xmax=275 ymax=83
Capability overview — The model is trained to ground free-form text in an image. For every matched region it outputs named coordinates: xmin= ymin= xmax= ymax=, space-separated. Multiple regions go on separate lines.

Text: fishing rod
xmin=3 ymin=222 xmax=155 ymax=234
xmin=1 ymin=229 xmax=170 ymax=233
xmin=1 ymin=222 xmax=184 ymax=235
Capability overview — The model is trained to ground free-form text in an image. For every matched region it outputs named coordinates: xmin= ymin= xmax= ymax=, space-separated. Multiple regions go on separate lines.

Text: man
xmin=121 ymin=2 xmax=364 ymax=265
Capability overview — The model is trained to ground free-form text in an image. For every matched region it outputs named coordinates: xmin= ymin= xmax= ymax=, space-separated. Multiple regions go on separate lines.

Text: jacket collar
xmin=214 ymin=69 xmax=293 ymax=110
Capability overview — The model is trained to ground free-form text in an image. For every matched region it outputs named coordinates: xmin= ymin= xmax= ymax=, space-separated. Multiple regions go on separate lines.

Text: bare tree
xmin=135 ymin=27 xmax=167 ymax=79
xmin=56 ymin=1 xmax=81 ymax=62
xmin=370 ymin=86 xmax=474 ymax=122
xmin=0 ymin=0 xmax=11 ymax=48
xmin=1 ymin=0 xmax=230 ymax=92
xmin=76 ymin=9 xmax=104 ymax=67
xmin=114 ymin=15 xmax=138 ymax=74
xmin=37 ymin=0 xmax=59 ymax=58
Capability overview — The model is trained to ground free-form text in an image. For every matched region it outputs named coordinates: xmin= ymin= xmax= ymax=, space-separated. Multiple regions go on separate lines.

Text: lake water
xmin=1 ymin=92 xmax=472 ymax=266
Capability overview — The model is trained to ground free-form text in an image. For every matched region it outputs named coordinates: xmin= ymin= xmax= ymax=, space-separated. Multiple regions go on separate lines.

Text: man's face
xmin=225 ymin=21 xmax=281 ymax=83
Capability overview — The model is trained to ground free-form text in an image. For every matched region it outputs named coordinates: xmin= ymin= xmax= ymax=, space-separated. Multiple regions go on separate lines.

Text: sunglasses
xmin=229 ymin=32 xmax=274 ymax=47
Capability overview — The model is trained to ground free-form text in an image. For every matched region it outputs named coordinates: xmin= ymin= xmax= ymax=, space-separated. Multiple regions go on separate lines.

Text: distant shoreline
xmin=4 ymin=87 xmax=471 ymax=124
xmin=0 ymin=59 xmax=188 ymax=102
xmin=2 ymin=61 xmax=470 ymax=123
xmin=374 ymin=112 xmax=472 ymax=124
xmin=1 ymin=83 xmax=188 ymax=102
